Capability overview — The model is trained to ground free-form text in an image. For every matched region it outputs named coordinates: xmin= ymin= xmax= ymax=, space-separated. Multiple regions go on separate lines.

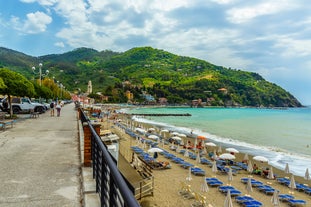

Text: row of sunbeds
xmin=241 ymin=177 xmax=307 ymax=206
xmin=277 ymin=177 xmax=311 ymax=195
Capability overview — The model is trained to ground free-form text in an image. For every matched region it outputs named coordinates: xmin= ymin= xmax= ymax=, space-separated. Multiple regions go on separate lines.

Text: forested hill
xmin=0 ymin=46 xmax=302 ymax=107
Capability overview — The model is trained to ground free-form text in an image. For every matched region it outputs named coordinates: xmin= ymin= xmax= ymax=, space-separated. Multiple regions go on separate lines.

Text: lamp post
xmin=32 ymin=63 xmax=49 ymax=86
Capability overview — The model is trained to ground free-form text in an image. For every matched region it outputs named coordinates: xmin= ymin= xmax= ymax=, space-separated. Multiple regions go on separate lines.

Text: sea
xmin=123 ymin=106 xmax=311 ymax=177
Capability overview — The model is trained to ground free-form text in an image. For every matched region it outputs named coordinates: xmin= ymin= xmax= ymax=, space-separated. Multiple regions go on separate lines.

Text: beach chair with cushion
xmin=218 ymin=186 xmax=235 ymax=193
xmin=191 ymin=167 xmax=206 ymax=176
xmin=304 ymin=187 xmax=311 ymax=195
xmin=287 ymin=199 xmax=307 ymax=206
xmin=206 ymin=178 xmax=223 ymax=187
xmin=242 ymin=200 xmax=263 ymax=207
xmin=235 ymin=196 xmax=255 ymax=204
xmin=278 ymin=194 xmax=295 ymax=202
xmin=296 ymin=183 xmax=309 ymax=192
xmin=276 ymin=177 xmax=290 ymax=185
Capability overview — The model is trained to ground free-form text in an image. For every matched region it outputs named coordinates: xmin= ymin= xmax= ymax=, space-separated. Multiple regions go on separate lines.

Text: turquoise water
xmin=125 ymin=107 xmax=311 ymax=177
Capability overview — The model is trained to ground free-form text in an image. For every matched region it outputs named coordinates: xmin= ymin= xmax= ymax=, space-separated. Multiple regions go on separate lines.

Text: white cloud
xmin=227 ymin=0 xmax=296 ymax=24
xmin=274 ymin=36 xmax=311 ymax=57
xmin=54 ymin=41 xmax=65 ymax=47
xmin=24 ymin=11 xmax=52 ymax=33
xmin=20 ymin=0 xmax=57 ymax=6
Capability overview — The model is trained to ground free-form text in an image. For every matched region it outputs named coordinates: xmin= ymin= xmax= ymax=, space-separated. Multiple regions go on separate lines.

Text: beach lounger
xmin=218 ymin=186 xmax=235 ymax=193
xmin=296 ymin=183 xmax=309 ymax=192
xmin=278 ymin=194 xmax=295 ymax=202
xmin=191 ymin=167 xmax=206 ymax=176
xmin=242 ymin=200 xmax=263 ymax=207
xmin=287 ymin=199 xmax=307 ymax=206
xmin=180 ymin=162 xmax=194 ymax=169
xmin=235 ymin=196 xmax=255 ymax=204
xmin=304 ymin=187 xmax=311 ymax=195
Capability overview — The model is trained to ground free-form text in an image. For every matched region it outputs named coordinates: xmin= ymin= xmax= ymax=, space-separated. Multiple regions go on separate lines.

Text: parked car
xmin=0 ymin=97 xmax=46 ymax=114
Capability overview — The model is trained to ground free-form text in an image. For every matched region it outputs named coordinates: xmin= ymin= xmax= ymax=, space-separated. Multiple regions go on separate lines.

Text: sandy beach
xmin=102 ymin=114 xmax=311 ymax=207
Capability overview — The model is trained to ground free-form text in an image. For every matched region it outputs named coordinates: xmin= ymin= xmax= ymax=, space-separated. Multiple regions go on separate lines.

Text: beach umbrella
xmin=148 ymin=127 xmax=155 ymax=131
xmin=178 ymin=133 xmax=187 ymax=138
xmin=245 ymin=177 xmax=253 ymax=195
xmin=304 ymin=168 xmax=310 ymax=180
xmin=148 ymin=134 xmax=159 ymax=140
xmin=226 ymin=147 xmax=239 ymax=154
xmin=184 ymin=149 xmax=189 ymax=157
xmin=268 ymin=166 xmax=275 ymax=180
xmin=196 ymin=152 xmax=201 ymax=164
xmin=219 ymin=153 xmax=236 ymax=160
xmin=284 ymin=163 xmax=290 ymax=174
xmin=171 ymin=136 xmax=182 ymax=141
xmin=202 ymin=145 xmax=207 ymax=154
xmin=176 ymin=144 xmax=180 ymax=153
xmin=212 ymin=161 xmax=218 ymax=174
xmin=205 ymin=142 xmax=217 ymax=147
xmin=217 ymin=145 xmax=223 ymax=153
xmin=271 ymin=190 xmax=280 ymax=206
xmin=247 ymin=160 xmax=253 ymax=174
xmin=224 ymin=190 xmax=233 ymax=207
xmin=201 ymin=177 xmax=209 ymax=192
xmin=243 ymin=153 xmax=249 ymax=161
xmin=253 ymin=156 xmax=269 ymax=162
xmin=227 ymin=168 xmax=233 ymax=185
xmin=160 ymin=129 xmax=169 ymax=133
xmin=288 ymin=174 xmax=296 ymax=193
xmin=186 ymin=167 xmax=192 ymax=181
xmin=171 ymin=131 xmax=179 ymax=135
xmin=147 ymin=148 xmax=163 ymax=153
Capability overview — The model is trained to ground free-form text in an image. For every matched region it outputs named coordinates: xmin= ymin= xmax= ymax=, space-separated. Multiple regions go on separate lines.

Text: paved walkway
xmin=0 ymin=104 xmax=82 ymax=207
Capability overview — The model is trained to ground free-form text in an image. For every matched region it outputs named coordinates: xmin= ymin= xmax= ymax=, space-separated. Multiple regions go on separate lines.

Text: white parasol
xmin=271 ymin=190 xmax=280 ymax=206
xmin=212 ymin=161 xmax=218 ymax=174
xmin=227 ymin=168 xmax=233 ymax=185
xmin=148 ymin=135 xmax=159 ymax=140
xmin=217 ymin=145 xmax=223 ymax=153
xmin=148 ymin=148 xmax=163 ymax=153
xmin=224 ymin=190 xmax=233 ymax=207
xmin=186 ymin=167 xmax=192 ymax=181
xmin=253 ymin=156 xmax=269 ymax=162
xmin=305 ymin=168 xmax=310 ymax=180
xmin=178 ymin=133 xmax=187 ymax=138
xmin=205 ymin=142 xmax=217 ymax=147
xmin=288 ymin=174 xmax=296 ymax=193
xmin=171 ymin=136 xmax=182 ymax=141
xmin=219 ymin=153 xmax=236 ymax=160
xmin=196 ymin=152 xmax=201 ymax=164
xmin=268 ymin=166 xmax=275 ymax=180
xmin=171 ymin=131 xmax=179 ymax=135
xmin=284 ymin=163 xmax=290 ymax=174
xmin=245 ymin=177 xmax=253 ymax=195
xmin=243 ymin=153 xmax=249 ymax=161
xmin=226 ymin=147 xmax=239 ymax=154
xmin=184 ymin=149 xmax=189 ymax=157
xmin=148 ymin=127 xmax=155 ymax=131
xmin=201 ymin=176 xmax=209 ymax=192
xmin=247 ymin=160 xmax=253 ymax=174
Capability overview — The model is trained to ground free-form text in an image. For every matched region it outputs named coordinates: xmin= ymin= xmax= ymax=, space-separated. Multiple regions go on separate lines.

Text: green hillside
xmin=0 ymin=46 xmax=302 ymax=107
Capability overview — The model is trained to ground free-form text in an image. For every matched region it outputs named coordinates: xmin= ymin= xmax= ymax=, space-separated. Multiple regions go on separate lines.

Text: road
xmin=0 ymin=103 xmax=82 ymax=207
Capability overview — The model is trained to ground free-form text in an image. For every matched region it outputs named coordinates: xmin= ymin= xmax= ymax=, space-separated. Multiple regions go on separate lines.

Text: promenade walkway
xmin=0 ymin=103 xmax=83 ymax=207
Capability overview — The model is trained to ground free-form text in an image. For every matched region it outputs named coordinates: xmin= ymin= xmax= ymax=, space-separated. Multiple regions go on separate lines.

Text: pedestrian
xmin=56 ymin=101 xmax=62 ymax=117
xmin=50 ymin=101 xmax=55 ymax=116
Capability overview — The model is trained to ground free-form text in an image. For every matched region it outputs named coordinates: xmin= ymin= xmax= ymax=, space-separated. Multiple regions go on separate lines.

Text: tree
xmin=0 ymin=68 xmax=35 ymax=117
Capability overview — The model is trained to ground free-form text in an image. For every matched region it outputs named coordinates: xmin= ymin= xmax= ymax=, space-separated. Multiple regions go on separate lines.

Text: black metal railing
xmin=80 ymin=109 xmax=140 ymax=207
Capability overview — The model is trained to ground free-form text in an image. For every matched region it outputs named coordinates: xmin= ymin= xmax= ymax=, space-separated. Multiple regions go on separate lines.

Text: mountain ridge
xmin=0 ymin=46 xmax=302 ymax=107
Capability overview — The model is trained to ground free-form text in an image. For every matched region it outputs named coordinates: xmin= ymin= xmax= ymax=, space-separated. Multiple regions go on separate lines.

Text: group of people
xmin=50 ymin=100 xmax=62 ymax=117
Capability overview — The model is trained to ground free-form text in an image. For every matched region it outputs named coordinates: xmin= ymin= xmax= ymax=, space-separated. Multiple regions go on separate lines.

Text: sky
xmin=0 ymin=0 xmax=311 ymax=105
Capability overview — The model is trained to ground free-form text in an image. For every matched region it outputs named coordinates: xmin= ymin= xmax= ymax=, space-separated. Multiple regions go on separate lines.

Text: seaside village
xmin=79 ymin=93 xmax=311 ymax=207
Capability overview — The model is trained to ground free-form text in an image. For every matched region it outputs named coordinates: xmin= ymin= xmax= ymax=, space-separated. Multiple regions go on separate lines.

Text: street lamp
xmin=32 ymin=63 xmax=49 ymax=86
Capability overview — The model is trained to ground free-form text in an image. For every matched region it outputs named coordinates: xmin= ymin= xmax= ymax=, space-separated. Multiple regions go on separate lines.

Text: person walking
xmin=56 ymin=101 xmax=62 ymax=117
xmin=50 ymin=101 xmax=55 ymax=116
